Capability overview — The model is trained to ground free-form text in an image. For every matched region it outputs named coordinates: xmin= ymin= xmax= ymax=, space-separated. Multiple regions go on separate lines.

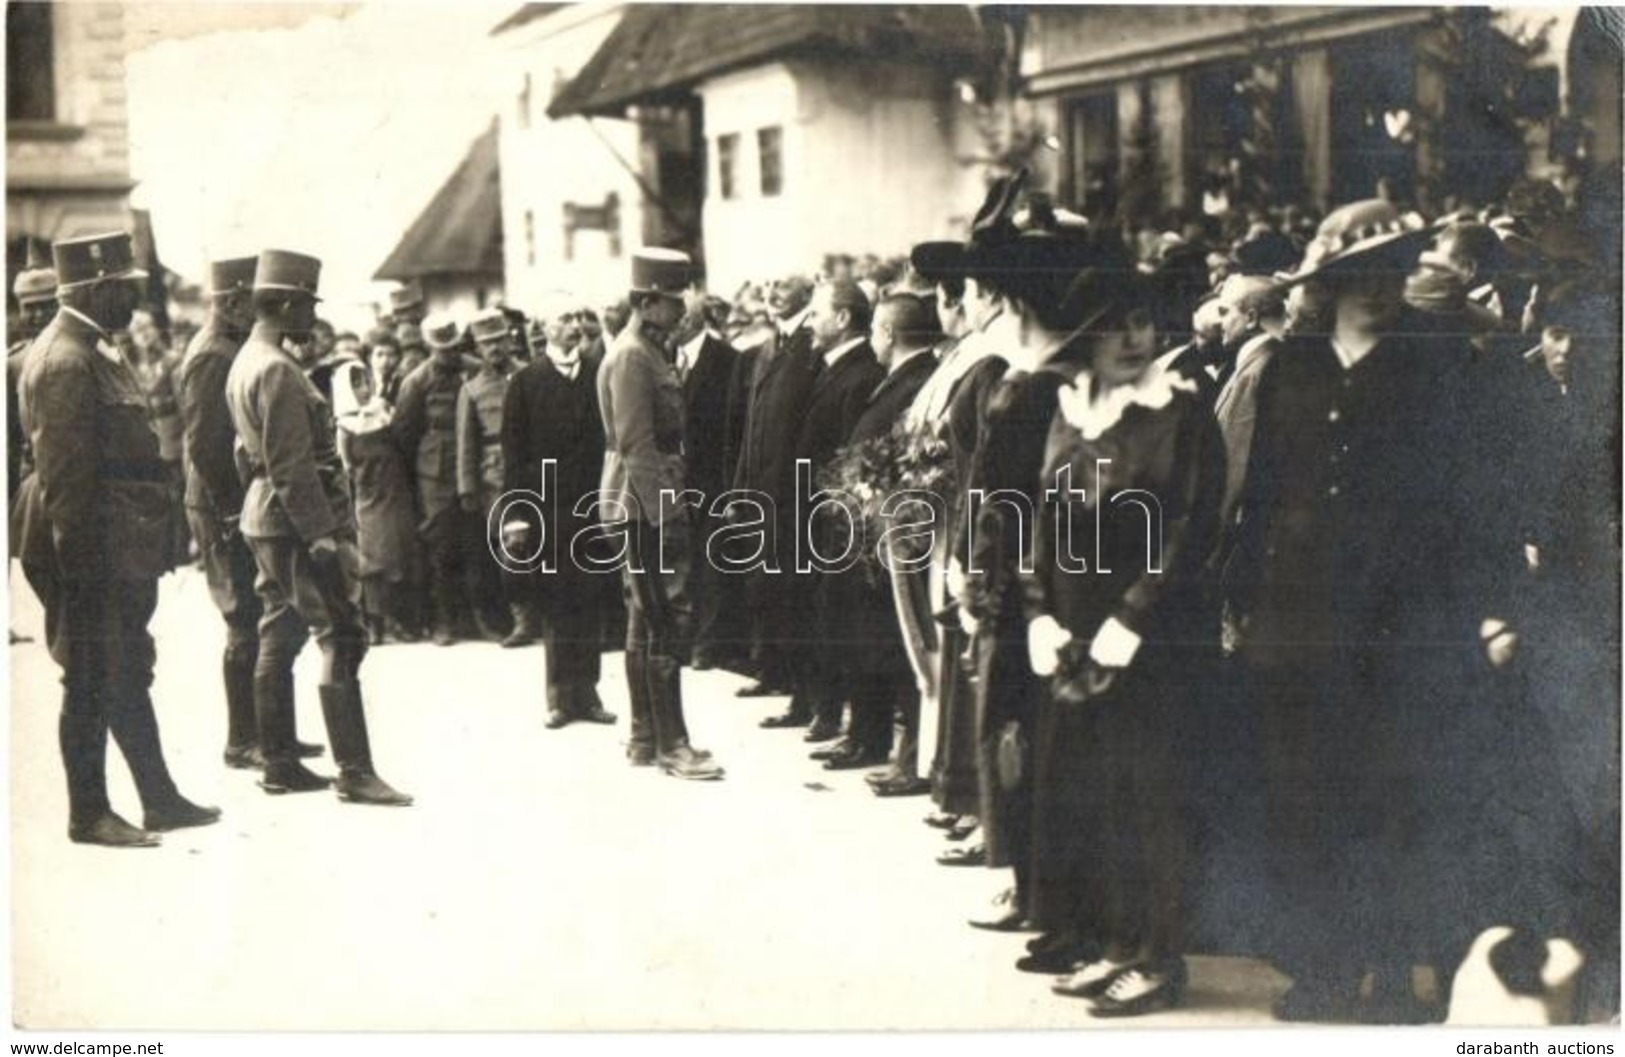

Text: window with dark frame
xmin=758 ymin=126 xmax=783 ymax=197
xmin=7 ymin=1 xmax=55 ymax=124
xmin=717 ymin=132 xmax=740 ymax=200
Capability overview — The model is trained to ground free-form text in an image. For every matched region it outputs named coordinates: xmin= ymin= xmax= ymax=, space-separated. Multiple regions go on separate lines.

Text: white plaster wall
xmin=696 ymin=63 xmax=805 ymax=293
xmin=496 ymin=2 xmax=647 ymax=314
xmin=699 ymin=59 xmax=978 ymax=292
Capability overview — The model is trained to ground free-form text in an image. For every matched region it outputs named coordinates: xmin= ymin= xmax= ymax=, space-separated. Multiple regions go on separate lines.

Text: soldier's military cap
xmin=253 ymin=249 xmax=322 ymax=300
xmin=630 ymin=248 xmax=690 ymax=299
xmin=209 ymin=256 xmax=258 ymax=298
xmin=52 ymin=232 xmax=147 ymax=292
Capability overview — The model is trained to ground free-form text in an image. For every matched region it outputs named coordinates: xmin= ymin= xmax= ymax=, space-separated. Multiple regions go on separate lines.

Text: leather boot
xmin=61 ymin=711 xmax=157 ymax=846
xmin=320 ymin=683 xmax=413 ymax=806
xmin=501 ymin=603 xmax=538 ymax=648
xmin=256 ymin=669 xmax=332 ymax=794
xmin=222 ymin=649 xmax=262 ymax=769
xmin=645 ymin=656 xmax=689 ymax=755
xmin=109 ymin=687 xmax=222 ymax=830
xmin=623 ymin=649 xmax=655 ymax=764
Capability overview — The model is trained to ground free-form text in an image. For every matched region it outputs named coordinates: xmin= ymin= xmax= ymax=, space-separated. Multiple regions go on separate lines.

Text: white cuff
xmin=1089 ymin=616 xmax=1142 ymax=668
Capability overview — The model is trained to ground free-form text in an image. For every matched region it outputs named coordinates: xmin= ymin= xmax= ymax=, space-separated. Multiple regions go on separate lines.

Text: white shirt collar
xmin=823 ymin=335 xmax=866 ymax=368
xmin=777 ymin=306 xmax=809 ymax=336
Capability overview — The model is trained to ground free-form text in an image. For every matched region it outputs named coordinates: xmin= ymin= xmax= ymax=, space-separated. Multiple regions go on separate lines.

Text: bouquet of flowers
xmin=817 ymin=425 xmax=954 ymax=581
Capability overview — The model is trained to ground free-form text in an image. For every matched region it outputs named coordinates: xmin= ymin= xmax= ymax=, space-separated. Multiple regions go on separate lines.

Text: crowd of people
xmin=6 ymin=165 xmax=1618 ymax=1024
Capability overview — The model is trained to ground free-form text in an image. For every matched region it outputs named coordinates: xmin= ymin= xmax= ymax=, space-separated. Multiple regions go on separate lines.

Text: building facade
xmin=7 ymin=1 xmax=137 ymax=298
xmin=491 ymin=2 xmax=652 ymax=314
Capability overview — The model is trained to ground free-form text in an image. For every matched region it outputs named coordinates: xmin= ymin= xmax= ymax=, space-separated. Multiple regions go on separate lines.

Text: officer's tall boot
xmin=256 ymin=668 xmax=332 ymax=794
xmin=62 ymin=711 xmax=157 ymax=847
xmin=222 ymin=648 xmax=262 ymax=769
xmin=623 ymin=649 xmax=655 ymax=765
xmin=501 ymin=601 xmax=538 ymax=648
xmin=319 ymin=682 xmax=412 ymax=806
xmin=107 ymin=686 xmax=221 ymax=831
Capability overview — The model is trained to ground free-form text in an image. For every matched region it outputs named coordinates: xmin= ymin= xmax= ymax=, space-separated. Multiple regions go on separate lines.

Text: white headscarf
xmin=332 ymin=359 xmax=392 ymax=435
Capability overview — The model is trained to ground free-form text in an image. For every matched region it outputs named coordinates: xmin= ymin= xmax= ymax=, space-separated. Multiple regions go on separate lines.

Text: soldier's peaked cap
xmin=253 ymin=249 xmax=322 ymax=301
xmin=52 ymin=232 xmax=147 ymax=292
xmin=630 ymin=248 xmax=690 ymax=298
xmin=209 ymin=256 xmax=258 ymax=298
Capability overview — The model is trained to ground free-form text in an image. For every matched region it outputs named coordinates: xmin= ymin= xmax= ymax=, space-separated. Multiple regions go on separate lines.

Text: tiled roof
xmin=548 ymin=3 xmax=999 ymax=118
xmin=375 ymin=121 xmax=504 ymax=281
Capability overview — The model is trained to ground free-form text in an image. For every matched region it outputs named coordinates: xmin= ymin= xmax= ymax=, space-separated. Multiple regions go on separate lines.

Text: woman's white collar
xmin=1057 ymin=365 xmax=1194 ymax=440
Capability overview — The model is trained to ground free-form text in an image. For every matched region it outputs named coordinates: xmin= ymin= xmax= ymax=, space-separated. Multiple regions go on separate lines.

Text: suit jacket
xmin=794 ymin=340 xmax=884 ymax=480
xmin=846 ymin=350 xmax=937 ymax=448
xmin=732 ymin=323 xmax=818 ymax=500
xmin=13 ymin=310 xmax=175 ymax=580
xmin=1211 ymin=331 xmax=1282 ymax=528
xmin=177 ymin=318 xmax=249 ymax=520
xmin=225 ymin=328 xmax=353 ymax=543
xmin=680 ymin=332 xmax=743 ymax=503
xmin=598 ymin=324 xmax=686 ymax=527
xmin=502 ymin=356 xmax=605 ymax=595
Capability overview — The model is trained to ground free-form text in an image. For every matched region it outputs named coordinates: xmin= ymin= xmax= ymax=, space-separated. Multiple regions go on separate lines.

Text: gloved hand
xmin=1088 ymin=616 xmax=1142 ymax=669
xmin=1026 ymin=615 xmax=1072 ymax=676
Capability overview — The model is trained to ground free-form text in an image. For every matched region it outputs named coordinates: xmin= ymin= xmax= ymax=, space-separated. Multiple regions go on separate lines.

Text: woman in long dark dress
xmin=950 ymin=178 xmax=1101 ymax=946
xmin=1022 ymin=269 xmax=1225 ymax=1016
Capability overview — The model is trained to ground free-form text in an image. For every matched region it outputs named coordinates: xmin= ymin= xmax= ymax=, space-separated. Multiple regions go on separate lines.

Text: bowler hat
xmin=209 ymin=256 xmax=258 ymax=298
xmin=470 ymin=308 xmax=510 ymax=343
xmin=389 ymin=280 xmax=425 ymax=312
xmin=630 ymin=248 xmax=690 ymax=298
xmin=253 ymin=249 xmax=322 ymax=300
xmin=1228 ymin=231 xmax=1300 ymax=277
xmin=12 ymin=263 xmax=59 ymax=305
xmin=52 ymin=232 xmax=147 ymax=292
xmin=421 ymin=311 xmax=465 ymax=350
xmin=1276 ymin=200 xmax=1428 ymax=286
xmin=910 ymin=240 xmax=969 ymax=284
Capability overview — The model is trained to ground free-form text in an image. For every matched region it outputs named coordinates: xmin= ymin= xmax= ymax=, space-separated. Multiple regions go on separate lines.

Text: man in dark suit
xmin=1209 ymin=273 xmax=1287 ymax=528
xmin=226 ymin=250 xmax=411 ymax=807
xmin=673 ymin=296 xmax=746 ymax=670
xmin=791 ymin=278 xmax=885 ymax=747
xmin=500 ymin=304 xmax=615 ymax=729
xmin=14 ymin=232 xmax=218 ymax=845
xmin=733 ymin=276 xmax=819 ymax=705
xmin=179 ymin=255 xmax=323 ymax=770
xmin=599 ymin=248 xmax=724 ymax=781
xmin=824 ymin=293 xmax=940 ymax=773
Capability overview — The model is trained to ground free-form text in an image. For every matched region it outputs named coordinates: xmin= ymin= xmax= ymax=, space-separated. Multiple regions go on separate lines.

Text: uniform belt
xmin=98 ymin=460 xmax=169 ymax=483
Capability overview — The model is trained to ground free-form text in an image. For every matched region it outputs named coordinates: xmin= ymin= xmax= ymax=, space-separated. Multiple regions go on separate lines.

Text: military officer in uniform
xmin=225 ymin=249 xmax=411 ymax=807
xmin=178 ymin=255 xmax=324 ymax=770
xmin=14 ymin=232 xmax=220 ymax=845
xmin=457 ymin=308 xmax=522 ymax=642
xmin=598 ymin=248 xmax=723 ymax=780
